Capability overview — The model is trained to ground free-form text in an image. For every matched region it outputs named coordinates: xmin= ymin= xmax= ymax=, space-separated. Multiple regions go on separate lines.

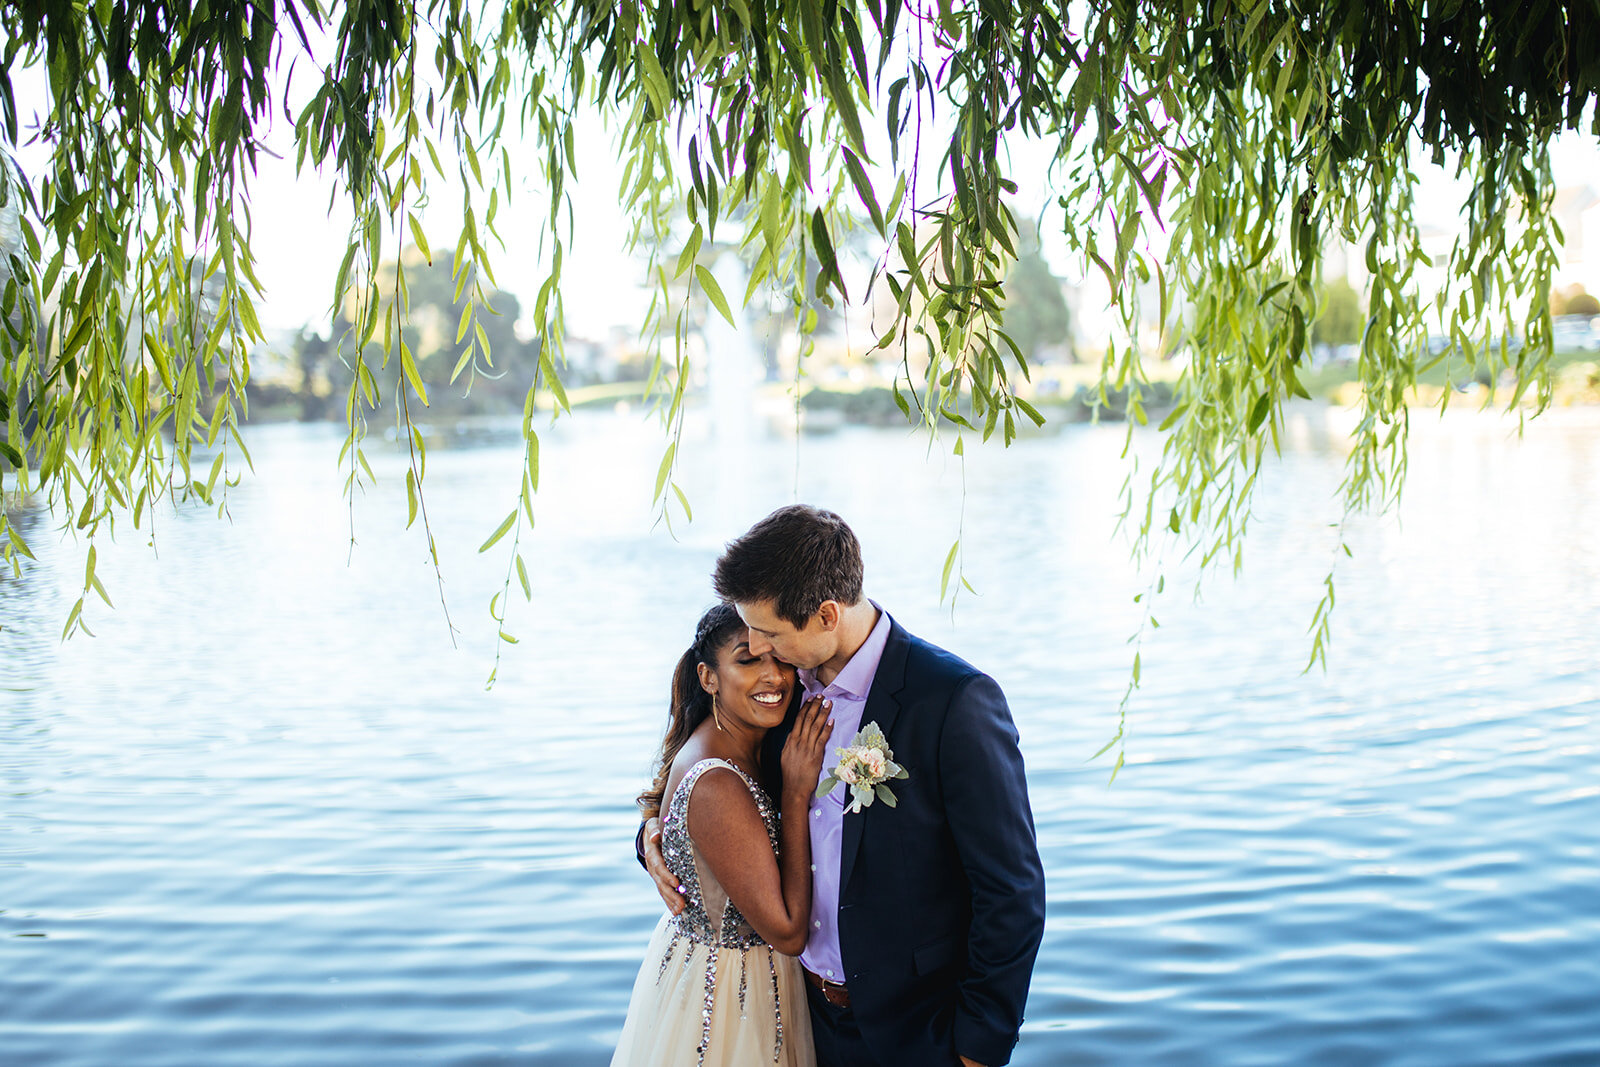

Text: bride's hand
xmin=780 ymin=696 xmax=833 ymax=804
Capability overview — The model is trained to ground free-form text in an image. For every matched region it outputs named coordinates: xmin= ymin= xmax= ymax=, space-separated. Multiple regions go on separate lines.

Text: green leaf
xmin=843 ymin=148 xmax=885 ymax=235
xmin=939 ymin=538 xmax=959 ymax=599
xmin=635 ymin=42 xmax=671 ymax=115
xmin=675 ymin=224 xmax=703 ymax=278
xmin=479 ymin=510 xmax=517 ymax=553
xmin=538 ymin=347 xmax=571 ymax=413
xmin=1258 ymin=279 xmax=1290 ymax=306
xmin=827 ymin=65 xmax=869 ymax=158
xmin=1247 ymin=392 xmax=1272 ymax=434
xmin=1014 ymin=397 xmax=1046 ymax=428
xmin=516 ymin=554 xmax=531 ymax=599
xmin=400 ymin=347 xmax=430 ymax=406
xmin=1118 ymin=151 xmax=1164 ymax=218
xmin=653 ymin=442 xmax=677 ymax=501
xmin=61 ymin=596 xmax=83 ymax=640
xmin=526 ymin=429 xmax=540 ymax=491
xmin=1090 ymin=731 xmax=1123 ymax=760
xmin=695 ymin=265 xmax=735 ymax=327
xmin=811 ymin=209 xmax=847 ymax=300
xmin=62 ymin=314 xmax=93 ymax=357
xmin=407 ymin=215 xmax=431 ymax=263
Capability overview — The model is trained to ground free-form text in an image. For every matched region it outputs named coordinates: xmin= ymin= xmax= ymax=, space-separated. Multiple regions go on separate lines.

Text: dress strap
xmin=673 ymin=758 xmax=761 ymax=807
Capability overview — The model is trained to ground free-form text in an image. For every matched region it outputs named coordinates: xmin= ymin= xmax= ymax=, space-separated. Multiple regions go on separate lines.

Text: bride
xmin=612 ymin=603 xmax=832 ymax=1067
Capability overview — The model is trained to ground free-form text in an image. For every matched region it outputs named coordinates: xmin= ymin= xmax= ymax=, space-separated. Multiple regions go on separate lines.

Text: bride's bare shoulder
xmin=661 ymin=737 xmax=717 ymax=808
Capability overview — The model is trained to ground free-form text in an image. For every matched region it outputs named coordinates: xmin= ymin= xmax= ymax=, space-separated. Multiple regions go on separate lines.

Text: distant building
xmin=1552 ymin=185 xmax=1600 ymax=297
xmin=1328 ymin=186 xmax=1600 ymax=323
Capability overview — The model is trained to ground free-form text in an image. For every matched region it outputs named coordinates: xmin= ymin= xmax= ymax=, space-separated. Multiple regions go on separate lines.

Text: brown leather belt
xmin=803 ymin=967 xmax=851 ymax=1008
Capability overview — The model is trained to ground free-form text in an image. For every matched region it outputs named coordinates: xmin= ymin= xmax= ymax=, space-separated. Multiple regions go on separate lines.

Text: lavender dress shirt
xmin=797 ymin=603 xmax=893 ymax=983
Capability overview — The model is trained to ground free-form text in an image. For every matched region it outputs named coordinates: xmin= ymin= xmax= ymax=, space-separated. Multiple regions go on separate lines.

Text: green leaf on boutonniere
xmin=821 ymin=720 xmax=909 ymax=813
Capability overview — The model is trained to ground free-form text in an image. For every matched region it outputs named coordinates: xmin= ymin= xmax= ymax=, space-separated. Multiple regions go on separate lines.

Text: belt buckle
xmin=809 ymin=969 xmax=849 ymax=1008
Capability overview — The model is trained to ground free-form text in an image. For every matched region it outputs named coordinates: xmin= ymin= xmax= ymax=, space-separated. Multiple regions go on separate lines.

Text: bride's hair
xmin=637 ymin=603 xmax=745 ymax=818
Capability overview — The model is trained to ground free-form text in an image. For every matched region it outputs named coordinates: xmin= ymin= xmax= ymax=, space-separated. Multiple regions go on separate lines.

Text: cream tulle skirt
xmin=611 ymin=913 xmax=815 ymax=1067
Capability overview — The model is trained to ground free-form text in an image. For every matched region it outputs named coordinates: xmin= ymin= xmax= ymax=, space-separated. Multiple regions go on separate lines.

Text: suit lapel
xmin=838 ymin=619 xmax=910 ymax=896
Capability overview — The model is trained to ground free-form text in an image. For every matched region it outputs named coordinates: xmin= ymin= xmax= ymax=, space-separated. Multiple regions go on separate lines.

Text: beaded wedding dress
xmin=611 ymin=759 xmax=814 ymax=1067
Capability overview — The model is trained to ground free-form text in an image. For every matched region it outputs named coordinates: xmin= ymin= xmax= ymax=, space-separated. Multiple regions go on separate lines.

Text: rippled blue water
xmin=2 ymin=407 xmax=1597 ymax=1066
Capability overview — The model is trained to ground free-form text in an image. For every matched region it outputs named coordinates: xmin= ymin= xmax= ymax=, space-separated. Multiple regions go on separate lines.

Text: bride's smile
xmin=709 ymin=642 xmax=795 ymax=730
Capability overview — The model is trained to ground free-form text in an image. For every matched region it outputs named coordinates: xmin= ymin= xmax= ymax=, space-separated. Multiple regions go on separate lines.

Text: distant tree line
xmin=249 ymin=249 xmax=541 ymax=421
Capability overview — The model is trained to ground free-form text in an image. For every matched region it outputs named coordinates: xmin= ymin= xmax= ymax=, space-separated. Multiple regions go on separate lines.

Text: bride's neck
xmin=700 ymin=718 xmax=764 ymax=769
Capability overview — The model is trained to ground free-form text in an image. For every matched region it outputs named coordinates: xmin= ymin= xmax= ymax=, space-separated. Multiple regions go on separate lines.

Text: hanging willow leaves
xmin=1 ymin=1 xmax=1596 ymax=716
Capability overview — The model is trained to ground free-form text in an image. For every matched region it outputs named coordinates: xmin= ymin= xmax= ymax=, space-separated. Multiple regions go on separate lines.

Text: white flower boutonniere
xmin=816 ymin=721 xmax=909 ymax=814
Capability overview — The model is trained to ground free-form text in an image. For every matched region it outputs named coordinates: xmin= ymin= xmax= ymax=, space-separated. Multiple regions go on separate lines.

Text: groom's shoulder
xmin=893 ymin=621 xmax=991 ymax=691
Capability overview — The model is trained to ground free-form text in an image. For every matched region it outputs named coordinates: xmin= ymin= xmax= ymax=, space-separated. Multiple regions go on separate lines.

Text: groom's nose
xmin=746 ymin=629 xmax=772 ymax=657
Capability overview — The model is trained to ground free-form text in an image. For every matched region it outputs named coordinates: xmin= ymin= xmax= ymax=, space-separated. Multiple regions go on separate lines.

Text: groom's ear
xmin=816 ymin=601 xmax=840 ymax=631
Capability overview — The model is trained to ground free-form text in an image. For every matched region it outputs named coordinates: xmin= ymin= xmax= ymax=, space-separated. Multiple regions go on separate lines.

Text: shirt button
xmin=826 ymin=970 xmax=834 ymax=978
xmin=810 ymin=864 xmax=816 ymax=871
xmin=812 ymin=810 xmax=820 ymax=818
xmin=814 ymin=921 xmax=822 ymax=928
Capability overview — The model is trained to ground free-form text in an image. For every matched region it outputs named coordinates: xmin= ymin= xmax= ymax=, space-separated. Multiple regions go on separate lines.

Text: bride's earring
xmin=711 ymin=696 xmax=725 ymax=731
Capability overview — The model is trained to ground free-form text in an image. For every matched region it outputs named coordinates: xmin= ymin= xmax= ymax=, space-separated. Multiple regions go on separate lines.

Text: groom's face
xmin=735 ymin=599 xmax=833 ymax=672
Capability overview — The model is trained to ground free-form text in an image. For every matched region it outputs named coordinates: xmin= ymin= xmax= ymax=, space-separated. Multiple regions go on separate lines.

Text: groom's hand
xmin=641 ymin=817 xmax=688 ymax=916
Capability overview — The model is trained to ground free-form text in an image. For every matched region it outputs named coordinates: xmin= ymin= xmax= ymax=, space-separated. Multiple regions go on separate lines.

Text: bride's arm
xmin=688 ymin=698 xmax=832 ymax=954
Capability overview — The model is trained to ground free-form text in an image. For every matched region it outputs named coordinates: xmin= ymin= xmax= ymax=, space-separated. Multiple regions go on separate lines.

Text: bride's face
xmin=700 ymin=637 xmax=797 ymax=730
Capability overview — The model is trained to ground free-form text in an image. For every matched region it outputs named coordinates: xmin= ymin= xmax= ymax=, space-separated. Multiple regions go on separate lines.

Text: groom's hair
xmin=714 ymin=505 xmax=864 ymax=627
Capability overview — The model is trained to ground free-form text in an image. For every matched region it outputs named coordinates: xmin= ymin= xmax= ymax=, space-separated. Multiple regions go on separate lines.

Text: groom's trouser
xmin=805 ymin=981 xmax=882 ymax=1067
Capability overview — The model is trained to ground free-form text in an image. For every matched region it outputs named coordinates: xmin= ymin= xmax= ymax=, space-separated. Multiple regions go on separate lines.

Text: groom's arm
xmin=635 ymin=818 xmax=689 ymax=916
xmin=940 ymin=673 xmax=1046 ymax=1067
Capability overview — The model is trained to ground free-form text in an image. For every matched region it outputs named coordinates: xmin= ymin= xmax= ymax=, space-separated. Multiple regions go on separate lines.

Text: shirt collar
xmin=800 ymin=601 xmax=891 ymax=699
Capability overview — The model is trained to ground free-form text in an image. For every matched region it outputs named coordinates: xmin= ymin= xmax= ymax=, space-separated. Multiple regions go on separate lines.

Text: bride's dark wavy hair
xmin=637 ymin=603 xmax=746 ymax=818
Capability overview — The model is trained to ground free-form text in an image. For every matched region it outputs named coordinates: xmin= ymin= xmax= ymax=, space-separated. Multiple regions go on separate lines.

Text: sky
xmin=221 ymin=109 xmax=1600 ymax=340
xmin=8 ymin=44 xmax=1599 ymax=341
xmin=243 ymin=117 xmax=1600 ymax=338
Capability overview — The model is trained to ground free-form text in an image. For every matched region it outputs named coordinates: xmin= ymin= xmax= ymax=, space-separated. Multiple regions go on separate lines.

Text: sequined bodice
xmin=661 ymin=758 xmax=779 ymax=949
xmin=651 ymin=758 xmax=789 ymax=1066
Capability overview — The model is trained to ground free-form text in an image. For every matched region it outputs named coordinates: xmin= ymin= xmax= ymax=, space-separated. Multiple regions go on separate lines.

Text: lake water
xmin=2 ymin=405 xmax=1597 ymax=1066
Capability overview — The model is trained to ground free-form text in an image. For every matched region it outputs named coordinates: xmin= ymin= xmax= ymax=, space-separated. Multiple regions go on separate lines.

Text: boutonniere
xmin=816 ymin=721 xmax=909 ymax=814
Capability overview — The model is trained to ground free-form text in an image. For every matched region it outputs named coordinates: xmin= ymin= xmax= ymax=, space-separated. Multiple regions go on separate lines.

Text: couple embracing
xmin=612 ymin=506 xmax=1046 ymax=1067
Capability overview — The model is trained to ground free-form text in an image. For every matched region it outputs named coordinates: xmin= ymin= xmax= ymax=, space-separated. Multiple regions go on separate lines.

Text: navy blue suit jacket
xmin=764 ymin=617 xmax=1046 ymax=1066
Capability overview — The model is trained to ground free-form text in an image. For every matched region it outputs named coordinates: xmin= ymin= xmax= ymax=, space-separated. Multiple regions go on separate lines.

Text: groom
xmin=643 ymin=505 xmax=1046 ymax=1066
